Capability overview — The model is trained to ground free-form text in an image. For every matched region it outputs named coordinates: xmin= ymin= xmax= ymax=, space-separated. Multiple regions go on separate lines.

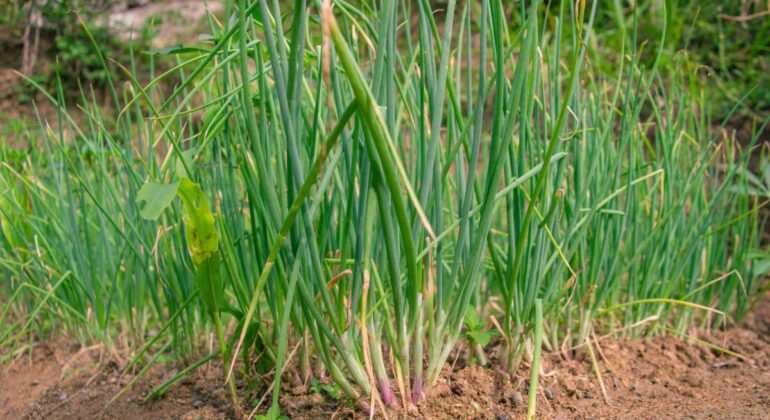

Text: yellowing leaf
xmin=177 ymin=178 xmax=218 ymax=265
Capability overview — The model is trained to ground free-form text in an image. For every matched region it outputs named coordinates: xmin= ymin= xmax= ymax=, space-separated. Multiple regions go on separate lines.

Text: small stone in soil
xmin=192 ymin=399 xmax=204 ymax=408
xmin=545 ymin=389 xmax=555 ymax=399
xmin=511 ymin=391 xmax=524 ymax=406
xmin=59 ymin=393 xmax=69 ymax=402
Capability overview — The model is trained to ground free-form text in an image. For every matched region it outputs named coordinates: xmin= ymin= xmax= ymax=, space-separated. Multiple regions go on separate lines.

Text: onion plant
xmin=0 ymin=0 xmax=767 ymax=418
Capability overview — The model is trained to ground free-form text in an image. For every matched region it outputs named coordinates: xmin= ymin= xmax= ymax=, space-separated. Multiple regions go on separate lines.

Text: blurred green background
xmin=1 ymin=0 xmax=768 ymax=141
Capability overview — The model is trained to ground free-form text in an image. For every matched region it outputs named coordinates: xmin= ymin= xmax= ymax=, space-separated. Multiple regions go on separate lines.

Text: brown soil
xmin=2 ymin=296 xmax=769 ymax=420
xmin=0 ymin=340 xmax=230 ymax=419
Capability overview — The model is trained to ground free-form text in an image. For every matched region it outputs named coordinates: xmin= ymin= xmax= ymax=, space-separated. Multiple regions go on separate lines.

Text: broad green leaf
xmin=467 ymin=330 xmax=497 ymax=347
xmin=136 ymin=181 xmax=180 ymax=220
xmin=464 ymin=305 xmax=481 ymax=329
xmin=177 ymin=178 xmax=218 ymax=265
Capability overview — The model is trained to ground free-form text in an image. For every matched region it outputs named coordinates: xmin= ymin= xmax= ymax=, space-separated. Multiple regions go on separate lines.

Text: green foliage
xmin=136 ymin=176 xmax=222 ymax=310
xmin=53 ymin=24 xmax=122 ymax=86
xmin=0 ymin=177 xmax=16 ymax=248
xmin=176 ymin=178 xmax=219 ymax=266
xmin=463 ymin=306 xmax=497 ymax=347
xmin=0 ymin=1 xmax=767 ymax=418
xmin=592 ymin=0 xmax=770 ymax=121
xmin=310 ymin=379 xmax=344 ymax=401
xmin=136 ymin=171 xmax=236 ymax=412
xmin=2 ymin=0 xmax=155 ymax=93
xmin=136 ymin=181 xmax=182 ymax=220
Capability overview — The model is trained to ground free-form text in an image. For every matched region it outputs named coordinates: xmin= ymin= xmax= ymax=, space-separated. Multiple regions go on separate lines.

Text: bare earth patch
xmin=0 ymin=341 xmax=229 ymax=420
xmin=2 ymin=296 xmax=769 ymax=419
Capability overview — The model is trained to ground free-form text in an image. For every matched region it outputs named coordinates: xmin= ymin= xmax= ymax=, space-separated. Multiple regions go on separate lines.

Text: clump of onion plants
xmin=0 ymin=0 xmax=766 ymax=418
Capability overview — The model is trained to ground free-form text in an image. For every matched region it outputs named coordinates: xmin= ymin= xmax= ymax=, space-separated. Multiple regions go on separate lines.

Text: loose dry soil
xmin=2 ymin=294 xmax=769 ymax=419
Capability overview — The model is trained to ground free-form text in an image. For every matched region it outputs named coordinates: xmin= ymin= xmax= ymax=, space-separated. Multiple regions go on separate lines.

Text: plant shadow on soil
xmin=1 ymin=294 xmax=769 ymax=420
